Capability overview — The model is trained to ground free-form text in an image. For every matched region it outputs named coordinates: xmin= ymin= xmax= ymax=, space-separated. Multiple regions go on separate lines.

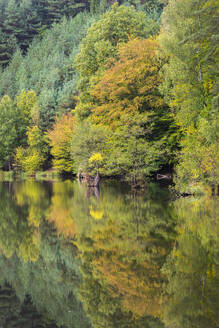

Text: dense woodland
xmin=0 ymin=0 xmax=218 ymax=194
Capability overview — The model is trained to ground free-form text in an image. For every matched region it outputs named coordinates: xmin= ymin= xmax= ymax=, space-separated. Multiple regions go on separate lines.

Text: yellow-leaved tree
xmin=48 ymin=114 xmax=75 ymax=175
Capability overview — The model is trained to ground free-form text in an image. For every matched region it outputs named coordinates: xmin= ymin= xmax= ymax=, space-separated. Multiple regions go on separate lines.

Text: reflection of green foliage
xmin=73 ymin=181 xmax=174 ymax=327
xmin=0 ymin=182 xmax=38 ymax=260
xmin=15 ymin=180 xmax=50 ymax=228
xmin=162 ymin=196 xmax=219 ymax=328
xmin=0 ymin=284 xmax=56 ymax=327
xmin=0 ymin=285 xmax=20 ymax=326
xmin=0 ymin=180 xmax=218 ymax=328
xmin=0 ymin=180 xmax=91 ymax=328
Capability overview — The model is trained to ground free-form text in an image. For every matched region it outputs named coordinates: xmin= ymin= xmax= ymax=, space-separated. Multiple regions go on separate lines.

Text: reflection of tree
xmin=0 ymin=225 xmax=91 ymax=328
xmin=162 ymin=196 xmax=219 ymax=328
xmin=0 ymin=284 xmax=56 ymax=327
xmin=14 ymin=181 xmax=52 ymax=262
xmin=0 ymin=181 xmax=91 ymax=328
xmin=74 ymin=182 xmax=175 ymax=327
xmin=1 ymin=179 xmax=217 ymax=328
xmin=0 ymin=182 xmax=41 ymax=261
xmin=15 ymin=180 xmax=51 ymax=227
xmin=48 ymin=180 xmax=77 ymax=238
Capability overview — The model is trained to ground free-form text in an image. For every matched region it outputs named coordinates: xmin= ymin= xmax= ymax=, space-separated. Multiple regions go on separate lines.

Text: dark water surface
xmin=0 ymin=180 xmax=218 ymax=328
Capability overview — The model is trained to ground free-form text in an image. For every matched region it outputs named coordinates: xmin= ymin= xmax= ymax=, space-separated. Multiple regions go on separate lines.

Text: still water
xmin=0 ymin=180 xmax=218 ymax=328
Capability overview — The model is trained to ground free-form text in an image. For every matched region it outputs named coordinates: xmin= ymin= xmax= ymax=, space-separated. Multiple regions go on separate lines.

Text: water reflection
xmin=0 ymin=180 xmax=218 ymax=328
xmin=162 ymin=197 xmax=219 ymax=328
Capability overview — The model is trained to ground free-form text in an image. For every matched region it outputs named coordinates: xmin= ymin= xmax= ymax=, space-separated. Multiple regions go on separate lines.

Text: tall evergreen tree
xmin=0 ymin=28 xmax=17 ymax=67
xmin=3 ymin=0 xmax=23 ymax=44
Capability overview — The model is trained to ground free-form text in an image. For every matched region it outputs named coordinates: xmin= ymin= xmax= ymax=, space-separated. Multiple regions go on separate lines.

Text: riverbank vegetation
xmin=0 ymin=0 xmax=218 ymax=194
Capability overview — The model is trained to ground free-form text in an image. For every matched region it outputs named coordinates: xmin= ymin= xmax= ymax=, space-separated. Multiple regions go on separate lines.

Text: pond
xmin=0 ymin=180 xmax=218 ymax=328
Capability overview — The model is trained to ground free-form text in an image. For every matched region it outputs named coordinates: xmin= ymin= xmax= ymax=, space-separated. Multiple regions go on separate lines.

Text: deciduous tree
xmin=48 ymin=114 xmax=75 ymax=175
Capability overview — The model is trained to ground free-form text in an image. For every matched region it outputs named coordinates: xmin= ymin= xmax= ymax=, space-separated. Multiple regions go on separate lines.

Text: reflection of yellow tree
xmin=17 ymin=230 xmax=40 ymax=262
xmin=90 ymin=216 xmax=168 ymax=318
xmin=15 ymin=181 xmax=48 ymax=228
xmin=74 ymin=183 xmax=174 ymax=322
xmin=12 ymin=181 xmax=51 ymax=262
xmin=162 ymin=196 xmax=219 ymax=328
xmin=0 ymin=181 xmax=91 ymax=328
xmin=0 ymin=181 xmax=50 ymax=262
xmin=94 ymin=252 xmax=162 ymax=317
xmin=48 ymin=180 xmax=77 ymax=238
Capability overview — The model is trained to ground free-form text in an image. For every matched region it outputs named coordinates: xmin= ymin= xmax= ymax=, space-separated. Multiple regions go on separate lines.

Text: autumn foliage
xmin=48 ymin=114 xmax=75 ymax=174
xmin=91 ymin=38 xmax=164 ymax=128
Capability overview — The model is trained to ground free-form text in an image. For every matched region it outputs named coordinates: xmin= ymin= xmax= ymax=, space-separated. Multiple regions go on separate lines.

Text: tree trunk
xmin=93 ymin=172 xmax=100 ymax=187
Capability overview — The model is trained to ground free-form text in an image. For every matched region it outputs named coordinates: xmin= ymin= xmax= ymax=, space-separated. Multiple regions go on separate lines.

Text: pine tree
xmin=0 ymin=29 xmax=17 ymax=67
xmin=44 ymin=0 xmax=64 ymax=26
xmin=3 ymin=0 xmax=23 ymax=47
xmin=20 ymin=2 xmax=42 ymax=52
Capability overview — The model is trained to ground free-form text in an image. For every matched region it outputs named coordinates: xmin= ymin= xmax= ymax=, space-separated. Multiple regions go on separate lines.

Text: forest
xmin=0 ymin=0 xmax=218 ymax=194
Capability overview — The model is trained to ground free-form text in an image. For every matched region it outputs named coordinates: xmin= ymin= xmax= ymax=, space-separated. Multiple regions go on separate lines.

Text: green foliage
xmin=174 ymin=115 xmax=219 ymax=193
xmin=0 ymin=27 xmax=17 ymax=67
xmin=0 ymin=90 xmax=36 ymax=169
xmin=159 ymin=0 xmax=219 ymax=192
xmin=101 ymin=114 xmax=167 ymax=182
xmin=48 ymin=114 xmax=75 ymax=174
xmin=71 ymin=121 xmax=107 ymax=174
xmin=16 ymin=125 xmax=49 ymax=175
xmin=0 ymin=0 xmax=90 ymax=67
xmin=0 ymin=0 xmax=216 ymax=190
xmin=139 ymin=0 xmax=164 ymax=14
xmin=76 ymin=38 xmax=176 ymax=182
xmin=0 ymin=95 xmax=20 ymax=169
xmin=0 ymin=13 xmax=96 ymax=131
xmin=75 ymin=4 xmax=160 ymax=120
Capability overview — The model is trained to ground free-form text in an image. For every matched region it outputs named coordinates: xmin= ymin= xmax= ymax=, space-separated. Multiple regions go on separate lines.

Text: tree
xmin=88 ymin=38 xmax=175 ymax=182
xmin=0 ymin=0 xmax=91 ymax=67
xmin=71 ymin=121 xmax=107 ymax=174
xmin=159 ymin=0 xmax=219 ymax=193
xmin=48 ymin=114 xmax=75 ymax=175
xmin=0 ymin=28 xmax=17 ymax=67
xmin=174 ymin=115 xmax=219 ymax=194
xmin=0 ymin=13 xmax=96 ymax=130
xmin=16 ymin=125 xmax=49 ymax=175
xmin=75 ymin=3 xmax=159 ymax=119
xmin=103 ymin=119 xmax=167 ymax=182
xmin=0 ymin=90 xmax=36 ymax=169
xmin=90 ymin=38 xmax=165 ymax=128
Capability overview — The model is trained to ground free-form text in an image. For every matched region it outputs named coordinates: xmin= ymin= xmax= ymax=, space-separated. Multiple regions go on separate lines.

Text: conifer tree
xmin=3 ymin=0 xmax=23 ymax=45
xmin=0 ymin=29 xmax=17 ymax=67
